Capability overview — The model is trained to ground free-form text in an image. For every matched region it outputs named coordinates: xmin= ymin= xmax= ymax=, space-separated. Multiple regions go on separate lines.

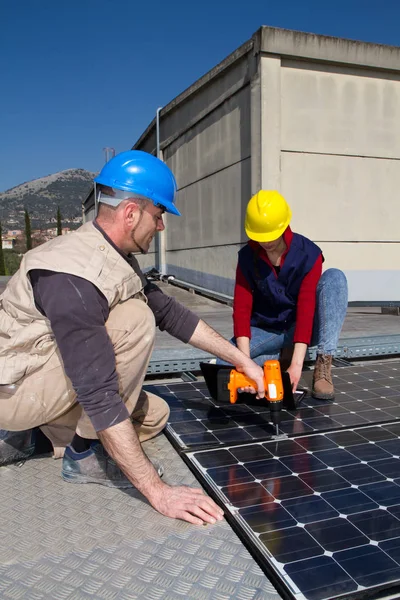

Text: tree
xmin=32 ymin=231 xmax=47 ymax=249
xmin=0 ymin=221 xmax=6 ymax=276
xmin=24 ymin=209 xmax=32 ymax=251
xmin=3 ymin=250 xmax=22 ymax=276
xmin=56 ymin=206 xmax=62 ymax=236
xmin=13 ymin=233 xmax=26 ymax=254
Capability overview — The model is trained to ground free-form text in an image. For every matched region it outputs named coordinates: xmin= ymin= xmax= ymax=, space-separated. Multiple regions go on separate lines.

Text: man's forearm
xmin=98 ymin=419 xmax=163 ymax=498
xmin=189 ymin=320 xmax=252 ymax=368
xmin=98 ymin=417 xmax=225 ymax=524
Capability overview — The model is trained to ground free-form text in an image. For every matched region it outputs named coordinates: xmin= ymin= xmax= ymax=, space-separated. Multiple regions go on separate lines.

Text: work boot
xmin=312 ymin=354 xmax=335 ymax=400
xmin=0 ymin=429 xmax=36 ymax=466
xmin=61 ymin=441 xmax=164 ymax=488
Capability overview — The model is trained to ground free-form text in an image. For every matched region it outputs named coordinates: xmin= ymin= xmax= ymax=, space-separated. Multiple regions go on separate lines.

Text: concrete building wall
xmin=269 ymin=61 xmax=400 ymax=300
xmin=85 ymin=27 xmax=400 ymax=303
xmin=165 ymin=86 xmax=251 ymax=249
xmin=254 ymin=28 xmax=400 ymax=302
xmin=134 ymin=45 xmax=255 ymax=294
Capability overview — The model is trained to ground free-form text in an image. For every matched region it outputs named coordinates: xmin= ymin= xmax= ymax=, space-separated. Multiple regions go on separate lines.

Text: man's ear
xmin=123 ymin=200 xmax=141 ymax=224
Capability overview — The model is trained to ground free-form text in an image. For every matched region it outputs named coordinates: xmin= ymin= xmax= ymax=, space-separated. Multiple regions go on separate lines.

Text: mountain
xmin=0 ymin=169 xmax=96 ymax=230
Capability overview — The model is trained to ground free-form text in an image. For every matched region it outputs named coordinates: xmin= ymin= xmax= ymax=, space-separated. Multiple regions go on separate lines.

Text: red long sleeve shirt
xmin=233 ymin=227 xmax=323 ymax=345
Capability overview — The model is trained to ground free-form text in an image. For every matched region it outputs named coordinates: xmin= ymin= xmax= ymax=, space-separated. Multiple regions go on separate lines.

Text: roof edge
xmin=133 ymin=33 xmax=257 ymax=150
xmin=133 ymin=26 xmax=400 ymax=150
xmin=260 ymin=26 xmax=400 ymax=71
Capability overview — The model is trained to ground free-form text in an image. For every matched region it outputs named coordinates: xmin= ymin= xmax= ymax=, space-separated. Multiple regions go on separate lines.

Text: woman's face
xmin=259 ymin=235 xmax=283 ymax=253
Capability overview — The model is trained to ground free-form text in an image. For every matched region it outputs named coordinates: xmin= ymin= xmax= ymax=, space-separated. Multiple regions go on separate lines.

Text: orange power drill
xmin=227 ymin=359 xmax=284 ymax=435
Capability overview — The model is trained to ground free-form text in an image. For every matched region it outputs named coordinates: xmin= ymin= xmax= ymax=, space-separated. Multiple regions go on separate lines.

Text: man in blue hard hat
xmin=0 ymin=150 xmax=264 ymax=525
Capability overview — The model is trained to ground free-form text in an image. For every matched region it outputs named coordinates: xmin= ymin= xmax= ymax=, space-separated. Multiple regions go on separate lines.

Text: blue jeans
xmin=217 ymin=268 xmax=348 ymax=367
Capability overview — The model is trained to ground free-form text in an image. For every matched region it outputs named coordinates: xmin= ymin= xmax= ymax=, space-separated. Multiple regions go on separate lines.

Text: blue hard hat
xmin=94 ymin=150 xmax=181 ymax=216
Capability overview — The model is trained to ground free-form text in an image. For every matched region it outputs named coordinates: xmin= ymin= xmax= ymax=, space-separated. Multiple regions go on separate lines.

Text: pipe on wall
xmin=156 ymin=106 xmax=167 ymax=274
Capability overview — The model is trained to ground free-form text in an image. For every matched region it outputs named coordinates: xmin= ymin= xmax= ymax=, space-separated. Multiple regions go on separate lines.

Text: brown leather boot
xmin=312 ymin=354 xmax=335 ymax=400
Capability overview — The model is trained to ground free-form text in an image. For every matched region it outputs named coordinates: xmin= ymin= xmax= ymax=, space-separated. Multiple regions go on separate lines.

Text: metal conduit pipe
xmin=168 ymin=277 xmax=233 ymax=306
xmin=155 ymin=106 xmax=167 ymax=274
xmin=165 ymin=275 xmax=398 ymax=313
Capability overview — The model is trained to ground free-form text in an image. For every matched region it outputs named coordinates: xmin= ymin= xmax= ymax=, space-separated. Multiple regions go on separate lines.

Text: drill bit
xmin=275 ymin=424 xmax=279 ymax=436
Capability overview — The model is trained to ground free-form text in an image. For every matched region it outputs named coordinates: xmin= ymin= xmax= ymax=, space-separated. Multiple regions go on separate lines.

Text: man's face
xmin=130 ymin=201 xmax=165 ymax=254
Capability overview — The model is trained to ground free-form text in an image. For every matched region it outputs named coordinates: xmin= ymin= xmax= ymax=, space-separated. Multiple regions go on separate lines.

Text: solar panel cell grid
xmin=146 ymin=361 xmax=400 ymax=451
xmin=188 ymin=423 xmax=400 ymax=600
xmin=145 ymin=361 xmax=400 ymax=599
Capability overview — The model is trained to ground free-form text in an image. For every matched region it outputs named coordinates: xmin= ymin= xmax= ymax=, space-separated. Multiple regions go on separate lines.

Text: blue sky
xmin=1 ymin=0 xmax=399 ymax=192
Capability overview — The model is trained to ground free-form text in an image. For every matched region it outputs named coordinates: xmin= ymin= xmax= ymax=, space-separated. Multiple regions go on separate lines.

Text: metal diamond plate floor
xmin=2 ymin=280 xmax=400 ymax=599
xmin=0 ymin=434 xmax=280 ymax=600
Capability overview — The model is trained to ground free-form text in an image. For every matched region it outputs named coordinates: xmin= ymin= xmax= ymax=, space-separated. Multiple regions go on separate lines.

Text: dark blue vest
xmin=238 ymin=233 xmax=322 ymax=332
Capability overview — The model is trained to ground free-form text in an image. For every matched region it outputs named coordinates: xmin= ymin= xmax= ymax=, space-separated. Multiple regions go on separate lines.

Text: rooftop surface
xmin=2 ymin=279 xmax=400 ymax=599
xmin=151 ymin=282 xmax=400 ymax=369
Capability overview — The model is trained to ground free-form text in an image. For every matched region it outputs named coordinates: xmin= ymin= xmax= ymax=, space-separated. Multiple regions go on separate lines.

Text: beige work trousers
xmin=0 ymin=299 xmax=169 ymax=458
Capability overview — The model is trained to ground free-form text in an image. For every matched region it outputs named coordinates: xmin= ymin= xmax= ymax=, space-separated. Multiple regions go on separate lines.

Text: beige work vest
xmin=0 ymin=222 xmax=144 ymax=384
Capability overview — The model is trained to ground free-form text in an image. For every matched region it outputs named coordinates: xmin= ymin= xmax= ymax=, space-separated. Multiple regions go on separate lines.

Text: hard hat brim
xmin=163 ymin=202 xmax=181 ymax=216
xmin=245 ymin=218 xmax=291 ymax=242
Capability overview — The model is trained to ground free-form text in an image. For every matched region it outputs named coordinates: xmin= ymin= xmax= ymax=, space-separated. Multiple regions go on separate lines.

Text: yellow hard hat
xmin=245 ymin=190 xmax=292 ymax=242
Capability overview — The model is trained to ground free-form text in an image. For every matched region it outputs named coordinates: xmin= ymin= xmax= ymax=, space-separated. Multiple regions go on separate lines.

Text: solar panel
xmin=186 ymin=423 xmax=400 ymax=600
xmin=146 ymin=360 xmax=400 ymax=451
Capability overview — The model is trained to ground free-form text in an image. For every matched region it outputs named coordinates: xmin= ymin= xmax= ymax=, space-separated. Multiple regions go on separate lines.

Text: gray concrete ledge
xmin=260 ymin=26 xmax=400 ymax=71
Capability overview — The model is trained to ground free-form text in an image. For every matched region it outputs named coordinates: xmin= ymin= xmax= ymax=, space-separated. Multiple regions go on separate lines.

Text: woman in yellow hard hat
xmin=222 ymin=190 xmax=348 ymax=399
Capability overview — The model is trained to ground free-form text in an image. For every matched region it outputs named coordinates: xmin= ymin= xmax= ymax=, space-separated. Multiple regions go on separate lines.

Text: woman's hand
xmin=286 ymin=362 xmax=302 ymax=392
xmin=286 ymin=343 xmax=307 ymax=392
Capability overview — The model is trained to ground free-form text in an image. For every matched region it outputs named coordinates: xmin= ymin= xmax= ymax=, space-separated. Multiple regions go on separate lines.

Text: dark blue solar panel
xmin=361 ymin=481 xmax=400 ymax=506
xmin=334 ymin=545 xmax=400 ymax=588
xmin=376 ymin=438 xmax=400 ymax=455
xmin=305 ymin=517 xmax=369 ymax=552
xmin=348 ymin=509 xmax=400 ymax=541
xmin=239 ymin=503 xmax=296 ymax=532
xmin=334 ymin=463 xmax=386 ymax=485
xmin=146 ymin=360 xmax=400 ymax=451
xmin=282 ymin=495 xmax=339 ymax=524
xmin=371 ymin=458 xmax=400 ymax=479
xmin=187 ymin=421 xmax=400 ymax=600
xmin=321 ymin=488 xmax=378 ymax=514
xmin=260 ymin=525 xmax=324 ymax=563
xmin=380 ymin=536 xmax=400 ymax=563
xmin=148 ymin=361 xmax=400 ymax=599
xmin=299 ymin=468 xmax=351 ymax=493
xmin=312 ymin=448 xmax=361 ymax=468
xmin=284 ymin=556 xmax=357 ymax=600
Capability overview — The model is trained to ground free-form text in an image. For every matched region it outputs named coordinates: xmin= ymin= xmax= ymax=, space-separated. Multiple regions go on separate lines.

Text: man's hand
xmin=189 ymin=321 xmax=265 ymax=397
xmin=149 ymin=483 xmax=224 ymax=525
xmin=236 ymin=359 xmax=265 ymax=398
xmin=99 ymin=419 xmax=224 ymax=525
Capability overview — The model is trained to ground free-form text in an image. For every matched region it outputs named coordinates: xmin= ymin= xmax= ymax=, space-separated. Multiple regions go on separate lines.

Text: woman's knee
xmin=318 ymin=268 xmax=348 ymax=292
